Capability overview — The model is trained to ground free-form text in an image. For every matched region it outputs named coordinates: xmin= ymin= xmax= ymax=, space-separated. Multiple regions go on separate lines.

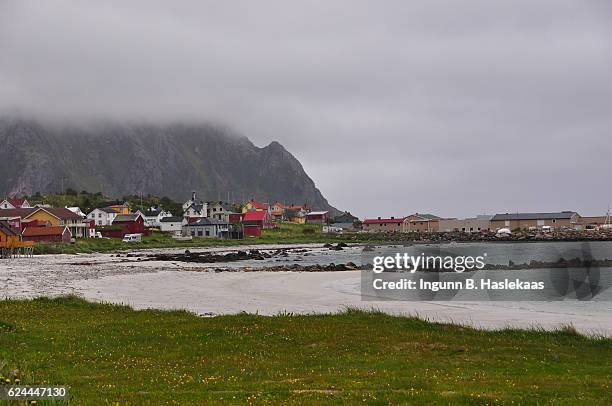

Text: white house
xmin=137 ymin=208 xmax=172 ymax=227
xmin=183 ymin=192 xmax=207 ymax=220
xmin=207 ymin=201 xmax=239 ymax=222
xmin=0 ymin=198 xmax=31 ymax=209
xmin=160 ymin=216 xmax=184 ymax=233
xmin=87 ymin=207 xmax=118 ymax=226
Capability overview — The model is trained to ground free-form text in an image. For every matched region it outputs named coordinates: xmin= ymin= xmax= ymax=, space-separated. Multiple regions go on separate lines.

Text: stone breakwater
xmin=350 ymin=229 xmax=612 ymax=243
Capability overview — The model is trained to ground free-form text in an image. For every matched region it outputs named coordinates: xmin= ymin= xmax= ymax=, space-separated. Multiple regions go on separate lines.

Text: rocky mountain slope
xmin=0 ymin=118 xmax=337 ymax=212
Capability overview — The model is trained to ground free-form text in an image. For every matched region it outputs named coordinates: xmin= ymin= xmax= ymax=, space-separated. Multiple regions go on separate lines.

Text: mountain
xmin=0 ymin=118 xmax=338 ymax=213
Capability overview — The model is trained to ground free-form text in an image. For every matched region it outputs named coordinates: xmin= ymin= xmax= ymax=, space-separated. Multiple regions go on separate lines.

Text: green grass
xmin=0 ymin=297 xmax=610 ymax=404
xmin=32 ymin=224 xmax=385 ymax=255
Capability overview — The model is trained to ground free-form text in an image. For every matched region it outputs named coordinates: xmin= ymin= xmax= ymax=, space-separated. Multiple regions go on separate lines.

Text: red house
xmin=306 ymin=211 xmax=330 ymax=224
xmin=100 ymin=213 xmax=148 ymax=238
xmin=241 ymin=211 xmax=274 ymax=237
xmin=22 ymin=226 xmax=72 ymax=243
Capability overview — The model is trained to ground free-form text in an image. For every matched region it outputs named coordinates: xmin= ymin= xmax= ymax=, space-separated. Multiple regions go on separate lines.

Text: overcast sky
xmin=1 ymin=1 xmax=611 ymax=218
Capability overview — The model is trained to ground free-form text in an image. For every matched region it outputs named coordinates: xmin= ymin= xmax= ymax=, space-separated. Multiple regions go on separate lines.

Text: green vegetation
xmin=31 ymin=224 xmax=380 ymax=255
xmin=0 ymin=297 xmax=610 ymax=404
xmin=25 ymin=191 xmax=185 ymax=216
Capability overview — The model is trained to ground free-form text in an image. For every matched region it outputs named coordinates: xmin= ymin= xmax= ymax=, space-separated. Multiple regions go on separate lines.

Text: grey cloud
xmin=1 ymin=0 xmax=611 ymax=217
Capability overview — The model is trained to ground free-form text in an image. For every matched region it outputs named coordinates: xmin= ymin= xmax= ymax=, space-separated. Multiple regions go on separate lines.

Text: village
xmin=0 ymin=192 xmax=337 ymax=255
xmin=1 ymin=191 xmax=612 ymax=257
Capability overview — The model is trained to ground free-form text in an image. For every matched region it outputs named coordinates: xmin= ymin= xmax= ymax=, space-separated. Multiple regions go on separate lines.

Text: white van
xmin=541 ymin=226 xmax=554 ymax=233
xmin=122 ymin=233 xmax=142 ymax=243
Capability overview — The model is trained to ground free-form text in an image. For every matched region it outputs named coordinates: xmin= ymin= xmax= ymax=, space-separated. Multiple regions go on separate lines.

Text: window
xmin=205 ymin=230 xmax=210 ymax=236
xmin=191 ymin=230 xmax=195 ymax=236
xmin=198 ymin=230 xmax=203 ymax=236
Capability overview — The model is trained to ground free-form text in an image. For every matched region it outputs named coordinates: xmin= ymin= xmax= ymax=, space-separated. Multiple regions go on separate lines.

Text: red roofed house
xmin=100 ymin=213 xmax=147 ymax=238
xmin=0 ymin=198 xmax=31 ymax=209
xmin=362 ymin=217 xmax=405 ymax=233
xmin=242 ymin=199 xmax=270 ymax=213
xmin=22 ymin=226 xmax=72 ymax=243
xmin=241 ymin=211 xmax=274 ymax=237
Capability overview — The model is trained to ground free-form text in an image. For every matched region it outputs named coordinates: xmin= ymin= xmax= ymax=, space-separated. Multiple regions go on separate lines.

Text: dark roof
xmin=0 ymin=220 xmax=19 ymax=237
xmin=0 ymin=208 xmax=36 ymax=218
xmin=184 ymin=218 xmax=228 ymax=226
xmin=99 ymin=207 xmax=118 ymax=214
xmin=44 ymin=207 xmax=84 ymax=220
xmin=113 ymin=214 xmax=142 ymax=222
xmin=161 ymin=216 xmax=183 ymax=222
xmin=143 ymin=210 xmax=161 ymax=217
xmin=491 ymin=212 xmax=578 ymax=221
xmin=185 ymin=203 xmax=205 ymax=212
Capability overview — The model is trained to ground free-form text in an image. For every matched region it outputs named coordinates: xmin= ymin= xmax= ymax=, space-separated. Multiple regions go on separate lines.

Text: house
xmin=87 ymin=207 xmax=118 ymax=226
xmin=138 ymin=208 xmax=172 ymax=227
xmin=242 ymin=199 xmax=270 ymax=213
xmin=183 ymin=193 xmax=207 ymax=220
xmin=241 ymin=211 xmax=274 ymax=237
xmin=402 ymin=213 xmax=442 ymax=233
xmin=277 ymin=204 xmax=309 ymax=223
xmin=182 ymin=192 xmax=200 ymax=212
xmin=0 ymin=220 xmax=22 ymax=248
xmin=489 ymin=212 xmax=580 ymax=230
xmin=24 ymin=207 xmax=89 ymax=238
xmin=306 ymin=211 xmax=329 ymax=224
xmin=438 ymin=216 xmax=492 ymax=233
xmin=0 ymin=198 xmax=31 ymax=209
xmin=22 ymin=226 xmax=72 ymax=244
xmin=107 ymin=213 xmax=147 ymax=237
xmin=207 ymin=201 xmax=239 ymax=223
xmin=363 ymin=217 xmax=405 ymax=233
xmin=182 ymin=218 xmax=229 ymax=238
xmin=160 ymin=216 xmax=184 ymax=233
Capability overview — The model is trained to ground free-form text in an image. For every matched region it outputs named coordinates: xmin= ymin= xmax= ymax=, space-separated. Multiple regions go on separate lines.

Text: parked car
xmin=541 ymin=226 xmax=554 ymax=233
xmin=122 ymin=233 xmax=142 ymax=243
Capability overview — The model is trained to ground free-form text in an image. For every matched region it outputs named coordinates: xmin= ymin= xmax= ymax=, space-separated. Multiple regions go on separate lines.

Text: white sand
xmin=1 ymin=250 xmax=611 ymax=336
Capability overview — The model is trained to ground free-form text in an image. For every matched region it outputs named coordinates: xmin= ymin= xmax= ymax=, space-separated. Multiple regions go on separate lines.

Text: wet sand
xmin=1 ymin=246 xmax=611 ymax=336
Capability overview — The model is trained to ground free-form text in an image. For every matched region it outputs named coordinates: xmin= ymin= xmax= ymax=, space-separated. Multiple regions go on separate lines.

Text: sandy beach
xmin=1 ymin=245 xmax=611 ymax=336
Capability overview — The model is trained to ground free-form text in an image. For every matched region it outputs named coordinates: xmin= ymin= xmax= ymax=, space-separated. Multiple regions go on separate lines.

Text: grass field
xmin=0 ymin=297 xmax=610 ymax=404
xmin=31 ymin=223 xmax=379 ymax=255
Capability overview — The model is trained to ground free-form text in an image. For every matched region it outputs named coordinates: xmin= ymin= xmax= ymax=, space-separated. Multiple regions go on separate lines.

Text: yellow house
xmin=24 ymin=208 xmax=88 ymax=238
xmin=0 ymin=221 xmax=21 ymax=248
xmin=242 ymin=199 xmax=270 ymax=213
xmin=0 ymin=221 xmax=32 ymax=249
xmin=25 ymin=208 xmax=62 ymax=226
